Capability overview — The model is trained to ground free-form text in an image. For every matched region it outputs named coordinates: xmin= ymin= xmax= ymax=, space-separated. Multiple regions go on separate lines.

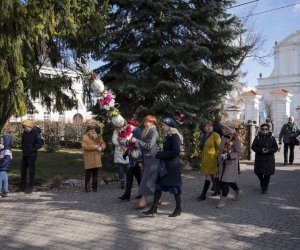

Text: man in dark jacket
xmin=18 ymin=120 xmax=43 ymax=193
xmin=278 ymin=116 xmax=299 ymax=165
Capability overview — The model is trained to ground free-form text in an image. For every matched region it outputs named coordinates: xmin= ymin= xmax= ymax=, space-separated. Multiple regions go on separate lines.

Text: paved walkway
xmin=1 ymin=150 xmax=300 ymax=250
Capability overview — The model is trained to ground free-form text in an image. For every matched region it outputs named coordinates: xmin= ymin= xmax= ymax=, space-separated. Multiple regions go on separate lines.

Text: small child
xmin=0 ymin=135 xmax=13 ymax=197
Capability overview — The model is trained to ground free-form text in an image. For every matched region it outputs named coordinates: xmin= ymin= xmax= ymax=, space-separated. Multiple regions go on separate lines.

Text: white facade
xmin=243 ymin=30 xmax=300 ymax=136
xmin=10 ymin=65 xmax=93 ymax=123
xmin=242 ymin=90 xmax=262 ymax=123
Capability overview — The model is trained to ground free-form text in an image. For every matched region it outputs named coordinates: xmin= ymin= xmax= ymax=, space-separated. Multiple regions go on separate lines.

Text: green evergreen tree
xmin=0 ymin=0 xmax=108 ymax=131
xmin=95 ymin=0 xmax=249 ymax=122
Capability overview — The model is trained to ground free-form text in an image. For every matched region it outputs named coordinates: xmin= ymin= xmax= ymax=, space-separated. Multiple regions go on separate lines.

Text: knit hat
xmin=128 ymin=119 xmax=139 ymax=127
xmin=220 ymin=121 xmax=235 ymax=132
xmin=86 ymin=122 xmax=97 ymax=131
xmin=163 ymin=117 xmax=177 ymax=128
xmin=143 ymin=115 xmax=157 ymax=124
xmin=22 ymin=120 xmax=33 ymax=128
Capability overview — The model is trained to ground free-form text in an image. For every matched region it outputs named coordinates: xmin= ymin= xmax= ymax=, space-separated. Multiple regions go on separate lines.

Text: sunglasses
xmin=261 ymin=128 xmax=269 ymax=131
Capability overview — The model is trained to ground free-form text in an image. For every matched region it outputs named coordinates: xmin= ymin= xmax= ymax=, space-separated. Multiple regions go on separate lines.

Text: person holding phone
xmin=251 ymin=123 xmax=278 ymax=194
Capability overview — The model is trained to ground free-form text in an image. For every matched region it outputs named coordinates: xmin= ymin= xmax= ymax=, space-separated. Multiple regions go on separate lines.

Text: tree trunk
xmin=0 ymin=92 xmax=15 ymax=132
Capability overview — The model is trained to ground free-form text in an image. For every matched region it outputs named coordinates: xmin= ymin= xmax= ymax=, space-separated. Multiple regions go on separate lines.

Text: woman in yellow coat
xmin=82 ymin=123 xmax=106 ymax=192
xmin=198 ymin=121 xmax=221 ymax=201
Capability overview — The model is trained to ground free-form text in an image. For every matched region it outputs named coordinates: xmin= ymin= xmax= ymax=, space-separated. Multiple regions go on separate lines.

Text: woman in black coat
xmin=144 ymin=118 xmax=182 ymax=217
xmin=251 ymin=123 xmax=278 ymax=194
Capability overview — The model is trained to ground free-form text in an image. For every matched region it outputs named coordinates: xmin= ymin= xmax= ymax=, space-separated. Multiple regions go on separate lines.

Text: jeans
xmin=20 ymin=155 xmax=37 ymax=190
xmin=0 ymin=171 xmax=8 ymax=193
xmin=116 ymin=163 xmax=128 ymax=183
xmin=284 ymin=143 xmax=295 ymax=163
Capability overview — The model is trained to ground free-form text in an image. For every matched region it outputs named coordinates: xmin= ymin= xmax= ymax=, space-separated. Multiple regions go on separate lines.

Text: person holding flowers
xmin=118 ymin=119 xmax=143 ymax=201
xmin=82 ymin=122 xmax=106 ymax=192
xmin=112 ymin=120 xmax=130 ymax=189
xmin=217 ymin=121 xmax=243 ymax=208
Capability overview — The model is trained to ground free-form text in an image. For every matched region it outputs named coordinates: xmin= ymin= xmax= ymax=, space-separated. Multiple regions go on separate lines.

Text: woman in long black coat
xmin=144 ymin=118 xmax=182 ymax=217
xmin=251 ymin=123 xmax=278 ymax=194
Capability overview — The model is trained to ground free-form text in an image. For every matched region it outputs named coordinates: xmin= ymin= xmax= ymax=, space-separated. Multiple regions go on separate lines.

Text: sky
xmin=91 ymin=0 xmax=300 ymax=88
xmin=228 ymin=0 xmax=300 ymax=87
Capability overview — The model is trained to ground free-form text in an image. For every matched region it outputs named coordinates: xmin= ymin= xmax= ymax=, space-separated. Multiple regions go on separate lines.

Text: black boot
xmin=118 ymin=193 xmax=130 ymax=201
xmin=143 ymin=205 xmax=157 ymax=215
xmin=261 ymin=175 xmax=270 ymax=194
xmin=169 ymin=194 xmax=182 ymax=217
xmin=143 ymin=190 xmax=161 ymax=216
xmin=123 ymin=167 xmax=134 ymax=199
xmin=85 ymin=170 xmax=91 ymax=192
xmin=198 ymin=180 xmax=210 ymax=201
xmin=92 ymin=179 xmax=98 ymax=192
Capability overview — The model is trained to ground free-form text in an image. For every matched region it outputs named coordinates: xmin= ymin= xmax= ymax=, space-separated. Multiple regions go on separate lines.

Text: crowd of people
xmin=0 ymin=116 xmax=299 ymax=217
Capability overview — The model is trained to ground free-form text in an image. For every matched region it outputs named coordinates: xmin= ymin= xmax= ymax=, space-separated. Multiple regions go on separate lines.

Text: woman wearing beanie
xmin=251 ymin=123 xmax=278 ymax=194
xmin=131 ymin=115 xmax=159 ymax=209
xmin=217 ymin=121 xmax=242 ymax=208
xmin=198 ymin=121 xmax=221 ymax=201
xmin=144 ymin=117 xmax=183 ymax=217
xmin=82 ymin=122 xmax=106 ymax=192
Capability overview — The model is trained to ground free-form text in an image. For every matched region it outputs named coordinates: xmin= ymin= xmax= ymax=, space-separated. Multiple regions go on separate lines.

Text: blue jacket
xmin=0 ymin=135 xmax=13 ymax=172
xmin=156 ymin=133 xmax=182 ymax=186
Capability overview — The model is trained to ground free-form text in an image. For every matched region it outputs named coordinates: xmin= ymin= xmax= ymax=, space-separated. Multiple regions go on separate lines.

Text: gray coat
xmin=136 ymin=128 xmax=159 ymax=196
xmin=218 ymin=136 xmax=243 ymax=183
xmin=279 ymin=123 xmax=299 ymax=144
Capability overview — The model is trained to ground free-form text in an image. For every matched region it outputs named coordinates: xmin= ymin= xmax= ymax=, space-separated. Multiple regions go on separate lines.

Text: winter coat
xmin=136 ymin=127 xmax=160 ymax=196
xmin=0 ymin=135 xmax=13 ymax=172
xmin=156 ymin=133 xmax=182 ymax=186
xmin=218 ymin=135 xmax=242 ymax=183
xmin=251 ymin=132 xmax=278 ymax=176
xmin=21 ymin=127 xmax=43 ymax=156
xmin=279 ymin=122 xmax=299 ymax=144
xmin=82 ymin=133 xmax=106 ymax=170
xmin=200 ymin=132 xmax=221 ymax=175
xmin=112 ymin=130 xmax=129 ymax=164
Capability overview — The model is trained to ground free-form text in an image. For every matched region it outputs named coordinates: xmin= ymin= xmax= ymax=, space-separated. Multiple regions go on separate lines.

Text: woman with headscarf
xmin=82 ymin=122 xmax=106 ymax=192
xmin=251 ymin=123 xmax=278 ymax=194
xmin=144 ymin=118 xmax=183 ymax=217
xmin=217 ymin=121 xmax=242 ymax=208
xmin=131 ymin=115 xmax=159 ymax=209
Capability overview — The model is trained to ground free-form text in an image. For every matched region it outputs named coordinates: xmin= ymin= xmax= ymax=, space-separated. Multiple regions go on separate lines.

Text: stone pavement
xmin=1 ymin=150 xmax=300 ymax=250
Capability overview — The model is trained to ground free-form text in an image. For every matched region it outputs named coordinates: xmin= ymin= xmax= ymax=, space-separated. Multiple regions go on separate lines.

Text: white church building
xmin=240 ymin=30 xmax=300 ymax=137
xmin=10 ymin=65 xmax=93 ymax=124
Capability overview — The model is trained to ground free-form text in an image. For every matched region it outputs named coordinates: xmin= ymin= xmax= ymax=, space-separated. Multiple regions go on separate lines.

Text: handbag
xmin=211 ymin=176 xmax=220 ymax=194
xmin=158 ymin=159 xmax=167 ymax=178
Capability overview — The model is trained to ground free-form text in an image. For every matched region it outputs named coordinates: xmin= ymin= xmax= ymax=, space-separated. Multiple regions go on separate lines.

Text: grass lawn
xmin=9 ymin=149 xmax=116 ymax=186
